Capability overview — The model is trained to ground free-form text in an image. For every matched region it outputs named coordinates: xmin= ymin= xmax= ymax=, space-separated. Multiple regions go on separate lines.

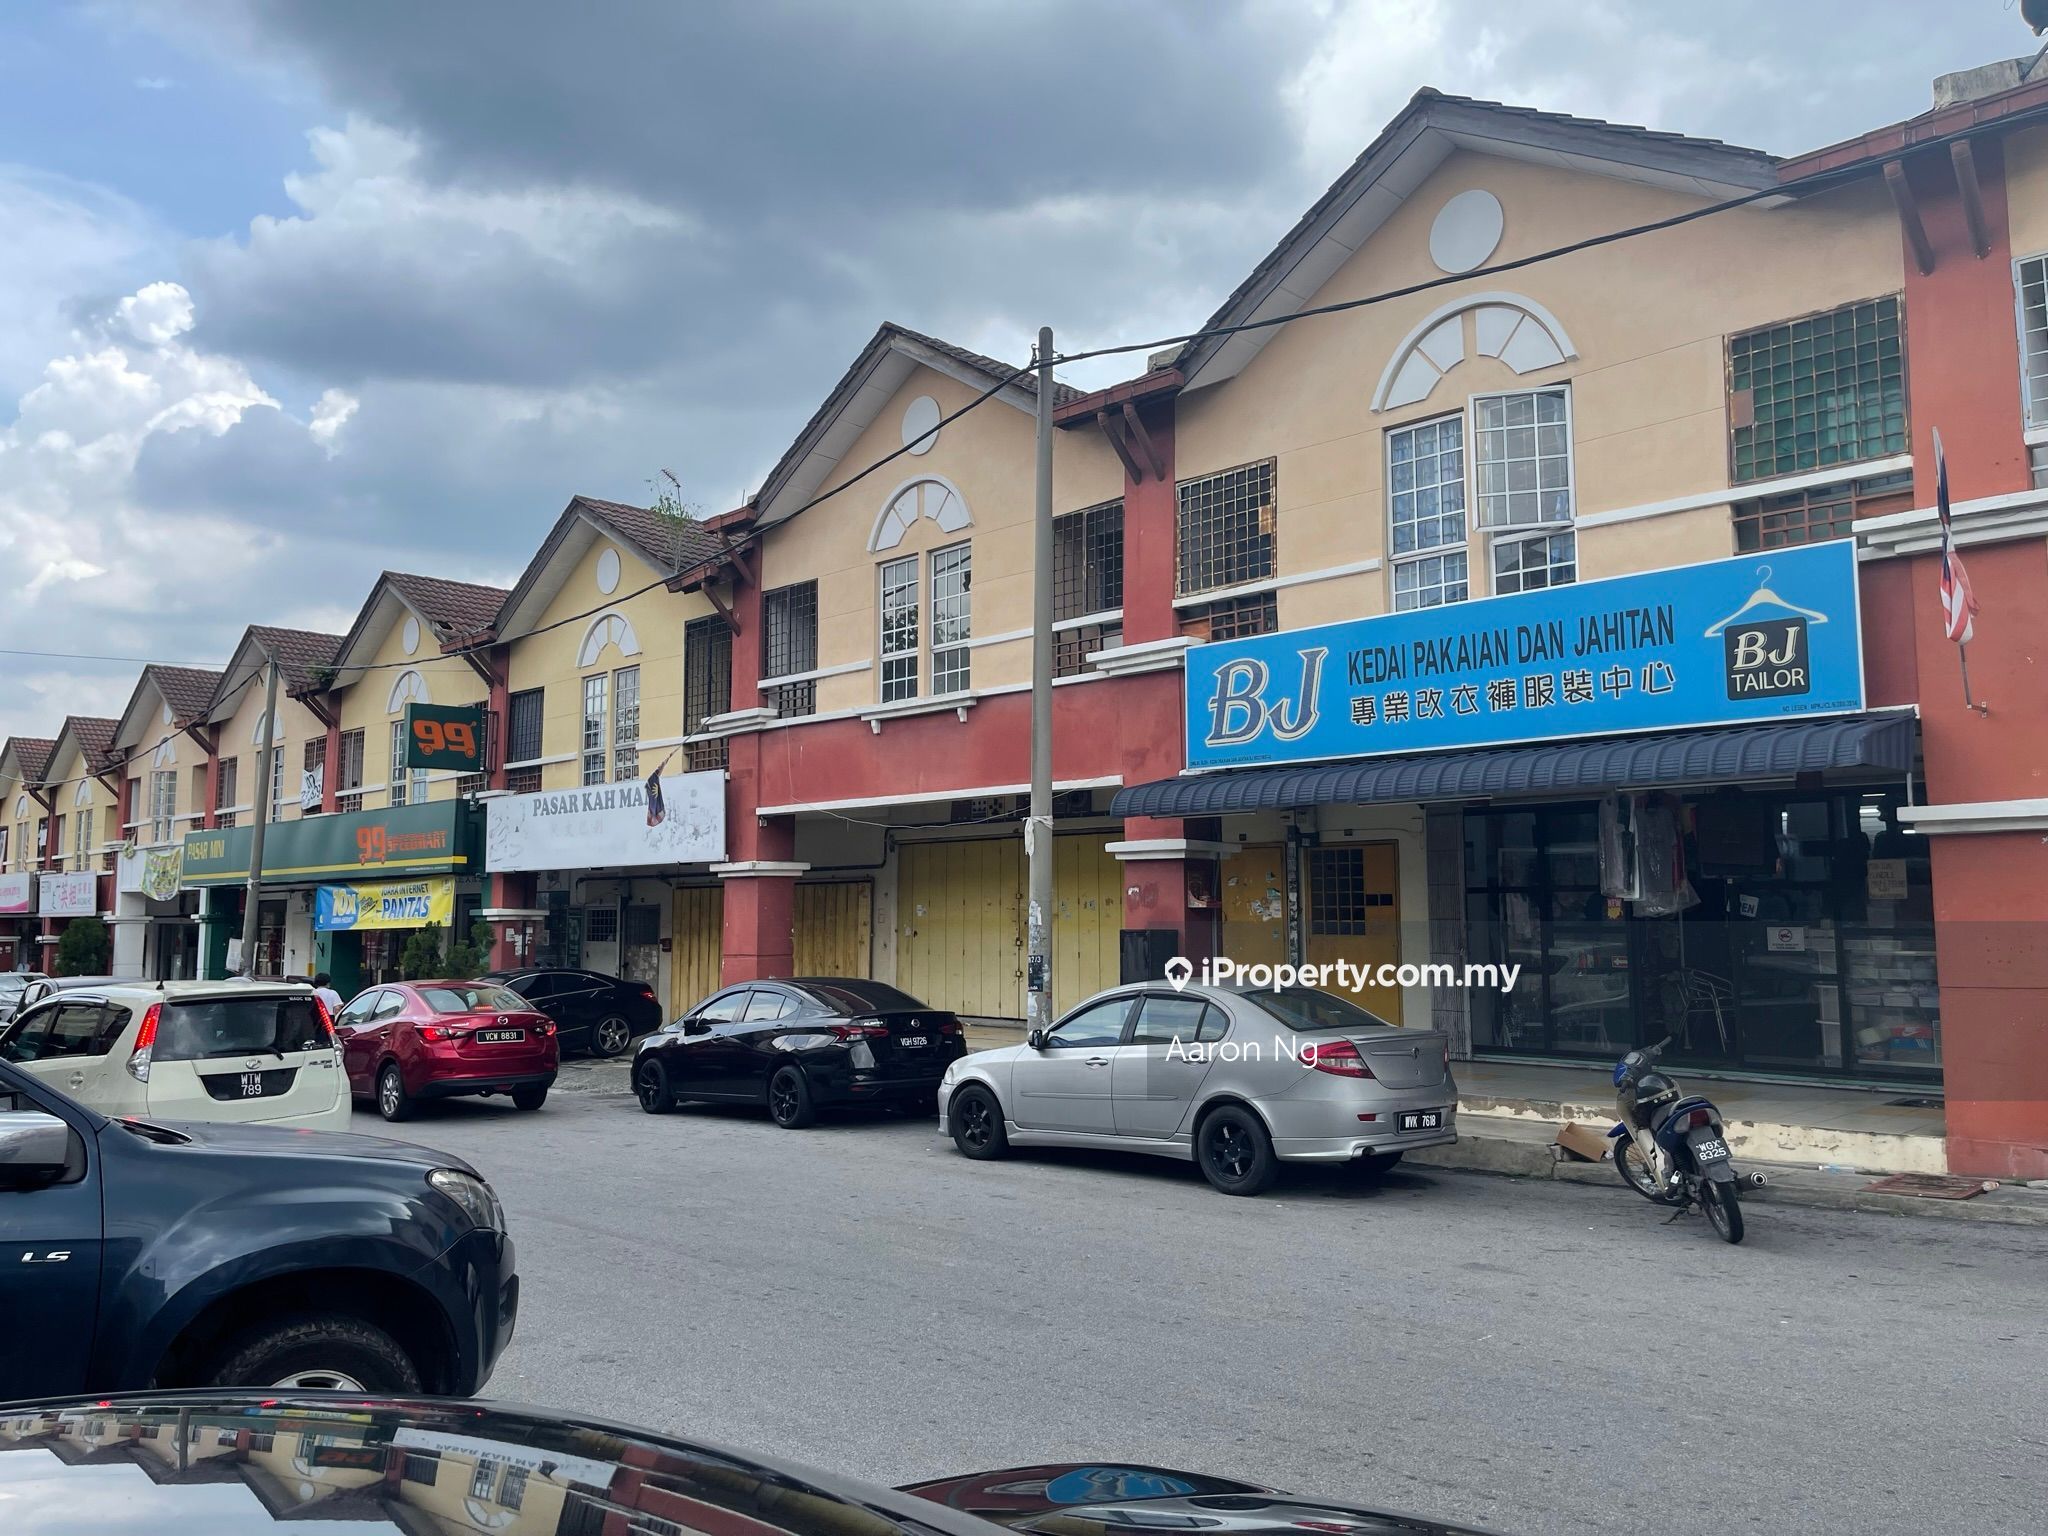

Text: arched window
xmin=1373 ymin=294 xmax=1578 ymax=412
xmin=386 ymin=669 xmax=429 ymax=715
xmin=868 ymin=475 xmax=972 ymax=553
xmin=576 ymin=611 xmax=641 ymax=668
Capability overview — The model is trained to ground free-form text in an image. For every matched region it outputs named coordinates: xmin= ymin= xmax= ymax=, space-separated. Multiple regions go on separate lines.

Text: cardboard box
xmin=1555 ymin=1121 xmax=1613 ymax=1162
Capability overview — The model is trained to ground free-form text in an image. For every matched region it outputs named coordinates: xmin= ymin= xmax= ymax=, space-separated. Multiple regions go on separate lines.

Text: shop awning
xmin=1110 ymin=712 xmax=1916 ymax=819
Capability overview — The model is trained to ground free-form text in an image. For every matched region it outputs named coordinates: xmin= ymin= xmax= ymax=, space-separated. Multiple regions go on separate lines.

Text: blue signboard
xmin=1185 ymin=541 xmax=1864 ymax=771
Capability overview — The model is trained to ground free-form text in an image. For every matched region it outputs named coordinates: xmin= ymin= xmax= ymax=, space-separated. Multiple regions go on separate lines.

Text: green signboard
xmin=403 ymin=702 xmax=488 ymax=772
xmin=180 ymin=800 xmax=480 ymax=888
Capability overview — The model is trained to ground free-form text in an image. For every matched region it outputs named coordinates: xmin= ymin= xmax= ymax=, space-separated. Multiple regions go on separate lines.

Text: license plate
xmin=240 ymin=1073 xmax=265 ymax=1098
xmin=1399 ymin=1110 xmax=1444 ymax=1132
xmin=478 ymin=1029 xmax=523 ymax=1043
xmin=1693 ymin=1137 xmax=1731 ymax=1163
xmin=898 ymin=1035 xmax=927 ymax=1049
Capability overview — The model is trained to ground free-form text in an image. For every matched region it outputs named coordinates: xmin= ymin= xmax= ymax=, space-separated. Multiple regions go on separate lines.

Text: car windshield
xmin=420 ymin=984 xmax=531 ymax=1015
xmin=157 ymin=995 xmax=329 ymax=1061
xmin=1244 ymin=987 xmax=1395 ymax=1032
xmin=0 ymin=977 xmax=27 ymax=999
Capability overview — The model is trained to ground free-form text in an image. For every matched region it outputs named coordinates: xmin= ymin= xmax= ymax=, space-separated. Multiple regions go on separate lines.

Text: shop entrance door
xmin=621 ymin=903 xmax=663 ymax=989
xmin=1304 ymin=844 xmax=1403 ymax=1023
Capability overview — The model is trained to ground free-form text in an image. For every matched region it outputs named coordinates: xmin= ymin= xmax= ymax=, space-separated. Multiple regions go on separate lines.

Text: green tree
xmin=53 ymin=917 xmax=109 ymax=976
xmin=443 ymin=920 xmax=497 ymax=980
xmin=399 ymin=922 xmax=446 ymax=980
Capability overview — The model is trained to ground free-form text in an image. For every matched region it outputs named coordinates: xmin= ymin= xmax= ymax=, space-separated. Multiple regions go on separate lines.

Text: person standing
xmin=312 ymin=971 xmax=344 ymax=1017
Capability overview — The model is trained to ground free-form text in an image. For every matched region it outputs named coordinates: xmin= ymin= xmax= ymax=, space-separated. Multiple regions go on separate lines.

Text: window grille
xmin=684 ymin=615 xmax=732 ymax=772
xmin=1730 ymin=296 xmax=1906 ymax=483
xmin=1176 ymin=460 xmax=1275 ymax=594
xmin=613 ymin=665 xmax=640 ymax=782
xmin=763 ymin=581 xmax=819 ymax=717
xmin=1492 ymin=530 xmax=1577 ymax=594
xmin=1732 ymin=469 xmax=1913 ymax=552
xmin=1474 ymin=389 xmax=1573 ymax=528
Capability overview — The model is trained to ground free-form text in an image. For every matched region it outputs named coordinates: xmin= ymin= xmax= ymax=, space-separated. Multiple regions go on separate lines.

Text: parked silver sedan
xmin=938 ymin=981 xmax=1457 ymax=1195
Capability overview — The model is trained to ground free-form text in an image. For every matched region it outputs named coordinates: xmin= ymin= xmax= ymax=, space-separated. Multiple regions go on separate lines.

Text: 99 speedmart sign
xmin=403 ymin=703 xmax=488 ymax=772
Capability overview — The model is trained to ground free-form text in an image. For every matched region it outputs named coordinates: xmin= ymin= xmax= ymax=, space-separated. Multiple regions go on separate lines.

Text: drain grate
xmin=1883 ymin=1096 xmax=1943 ymax=1109
xmin=1862 ymin=1173 xmax=1986 ymax=1200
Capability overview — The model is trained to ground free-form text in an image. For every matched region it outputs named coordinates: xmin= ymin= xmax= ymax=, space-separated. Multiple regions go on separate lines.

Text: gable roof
xmin=0 ymin=737 xmax=55 ymax=792
xmin=47 ymin=716 xmax=121 ymax=780
xmin=1175 ymin=88 xmax=1780 ymax=392
xmin=330 ymin=570 xmax=512 ymax=681
xmin=750 ymin=321 xmax=1079 ymax=530
xmin=493 ymin=495 xmax=731 ymax=643
xmin=207 ymin=627 xmax=344 ymax=723
xmin=112 ymin=664 xmax=224 ymax=756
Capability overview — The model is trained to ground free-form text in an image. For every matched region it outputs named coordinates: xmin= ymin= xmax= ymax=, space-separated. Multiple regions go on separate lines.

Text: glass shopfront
xmin=1464 ymin=787 xmax=1938 ymax=1080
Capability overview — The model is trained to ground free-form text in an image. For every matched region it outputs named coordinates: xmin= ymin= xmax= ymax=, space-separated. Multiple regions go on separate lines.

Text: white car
xmin=0 ymin=980 xmax=352 ymax=1132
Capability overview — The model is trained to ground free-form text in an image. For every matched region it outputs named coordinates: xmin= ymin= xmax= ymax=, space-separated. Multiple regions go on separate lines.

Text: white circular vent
xmin=1429 ymin=189 xmax=1505 ymax=274
xmin=401 ymin=616 xmax=421 ymax=655
xmin=596 ymin=546 xmax=622 ymax=595
xmin=902 ymin=395 xmax=941 ymax=456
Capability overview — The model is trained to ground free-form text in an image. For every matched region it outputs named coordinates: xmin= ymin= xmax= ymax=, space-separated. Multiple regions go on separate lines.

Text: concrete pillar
xmin=715 ymin=813 xmax=802 ymax=984
xmin=1118 ymin=399 xmax=1178 ymax=647
xmin=485 ymin=870 xmax=538 ymax=970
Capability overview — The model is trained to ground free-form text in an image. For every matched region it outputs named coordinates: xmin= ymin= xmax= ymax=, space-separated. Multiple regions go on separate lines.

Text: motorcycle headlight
xmin=428 ymin=1168 xmax=505 ymax=1232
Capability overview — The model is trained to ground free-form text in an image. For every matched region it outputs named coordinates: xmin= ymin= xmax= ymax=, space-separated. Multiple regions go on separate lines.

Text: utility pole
xmin=237 ymin=648 xmax=279 ymax=978
xmin=1026 ymin=326 xmax=1056 ymax=1036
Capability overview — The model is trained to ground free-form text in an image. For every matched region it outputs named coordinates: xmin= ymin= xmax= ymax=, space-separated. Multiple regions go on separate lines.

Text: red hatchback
xmin=335 ymin=979 xmax=560 ymax=1122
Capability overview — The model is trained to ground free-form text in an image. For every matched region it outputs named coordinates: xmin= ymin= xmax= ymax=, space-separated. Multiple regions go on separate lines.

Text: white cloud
xmin=115 ymin=280 xmax=196 ymax=346
xmin=308 ymin=387 xmax=358 ymax=450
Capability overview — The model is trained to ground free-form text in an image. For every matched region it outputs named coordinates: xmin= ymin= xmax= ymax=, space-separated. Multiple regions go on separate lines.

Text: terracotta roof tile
xmin=572 ymin=496 xmax=731 ymax=575
xmin=146 ymin=665 xmax=224 ymax=724
xmin=64 ymin=716 xmax=121 ymax=774
xmin=246 ymin=627 xmax=344 ymax=694
xmin=7 ymin=737 xmax=55 ymax=783
xmin=384 ymin=571 xmax=511 ymax=643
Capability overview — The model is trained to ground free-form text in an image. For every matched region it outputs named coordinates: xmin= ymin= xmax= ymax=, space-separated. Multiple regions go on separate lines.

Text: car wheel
xmin=634 ymin=1058 xmax=674 ymax=1115
xmin=511 ymin=1085 xmax=548 ymax=1111
xmin=1196 ymin=1104 xmax=1277 ymax=1196
xmin=376 ymin=1063 xmax=413 ymax=1123
xmin=767 ymin=1064 xmax=816 ymax=1129
xmin=949 ymin=1083 xmax=1008 ymax=1160
xmin=1354 ymin=1151 xmax=1404 ymax=1177
xmin=589 ymin=1014 xmax=632 ymax=1058
xmin=207 ymin=1314 xmax=421 ymax=1394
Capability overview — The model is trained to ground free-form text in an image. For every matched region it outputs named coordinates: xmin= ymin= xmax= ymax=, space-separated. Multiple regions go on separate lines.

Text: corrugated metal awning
xmin=1110 ymin=713 xmax=1915 ymax=819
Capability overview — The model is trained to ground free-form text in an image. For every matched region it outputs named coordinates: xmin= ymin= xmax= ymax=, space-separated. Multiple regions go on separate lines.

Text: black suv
xmin=0 ymin=1057 xmax=517 ymax=1399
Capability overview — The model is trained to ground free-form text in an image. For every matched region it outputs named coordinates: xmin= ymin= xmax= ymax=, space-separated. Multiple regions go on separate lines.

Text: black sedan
xmin=633 ymin=977 xmax=967 ymax=1127
xmin=0 ymin=1397 xmax=1501 ymax=1534
xmin=481 ymin=966 xmax=663 ymax=1057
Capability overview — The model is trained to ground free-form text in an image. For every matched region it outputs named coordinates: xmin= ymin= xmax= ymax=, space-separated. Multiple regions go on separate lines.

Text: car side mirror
xmin=1027 ymin=1029 xmax=1047 ymax=1050
xmin=0 ymin=1112 xmax=72 ymax=1174
xmin=683 ymin=1019 xmax=710 ymax=1036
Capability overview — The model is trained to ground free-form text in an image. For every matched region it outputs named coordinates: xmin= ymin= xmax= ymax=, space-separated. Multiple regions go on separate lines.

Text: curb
xmin=1407 ymin=1128 xmax=2048 ymax=1227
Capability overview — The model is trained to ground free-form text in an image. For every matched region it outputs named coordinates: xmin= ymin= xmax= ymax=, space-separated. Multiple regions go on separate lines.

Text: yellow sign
xmin=314 ymin=876 xmax=455 ymax=933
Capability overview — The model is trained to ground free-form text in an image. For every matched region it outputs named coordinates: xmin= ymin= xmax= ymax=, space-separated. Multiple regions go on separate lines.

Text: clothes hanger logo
xmin=1708 ymin=563 xmax=1825 ymax=701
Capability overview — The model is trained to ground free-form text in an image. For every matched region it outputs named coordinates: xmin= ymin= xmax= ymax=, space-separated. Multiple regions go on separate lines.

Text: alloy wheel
xmin=1208 ymin=1120 xmax=1254 ymax=1179
xmin=960 ymin=1095 xmax=992 ymax=1150
xmin=595 ymin=1017 xmax=630 ymax=1056
xmin=769 ymin=1075 xmax=799 ymax=1123
xmin=635 ymin=1062 xmax=665 ymax=1112
xmin=379 ymin=1072 xmax=400 ymax=1118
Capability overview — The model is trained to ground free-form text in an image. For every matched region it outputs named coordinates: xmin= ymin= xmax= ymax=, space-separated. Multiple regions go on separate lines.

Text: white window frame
xmin=1387 ymin=412 xmax=1469 ymax=611
xmin=580 ymin=672 xmax=609 ymax=787
xmin=1392 ymin=550 xmax=1470 ymax=611
xmin=388 ymin=722 xmax=426 ymax=807
xmin=73 ymin=807 xmax=93 ymax=868
xmin=1491 ymin=528 xmax=1578 ymax=595
xmin=149 ymin=769 xmax=176 ymax=846
xmin=1385 ymin=385 xmax=1578 ymax=612
xmin=929 ymin=541 xmax=972 ymax=696
xmin=611 ymin=664 xmax=640 ymax=783
xmin=2016 ymin=252 xmax=2048 ymax=434
xmin=878 ymin=553 xmax=920 ymax=703
xmin=1471 ymin=385 xmax=1576 ymax=531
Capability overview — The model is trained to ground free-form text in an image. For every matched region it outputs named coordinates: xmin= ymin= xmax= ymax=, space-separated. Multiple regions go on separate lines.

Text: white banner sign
xmin=38 ymin=871 xmax=98 ymax=919
xmin=0 ymin=872 xmax=33 ymax=916
xmin=485 ymin=769 xmax=725 ymax=873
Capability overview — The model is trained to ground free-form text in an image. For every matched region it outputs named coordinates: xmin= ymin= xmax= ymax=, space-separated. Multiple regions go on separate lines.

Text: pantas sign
xmin=485 ymin=766 xmax=725 ymax=873
xmin=1184 ymin=541 xmax=1865 ymax=771
xmin=314 ymin=876 xmax=455 ymax=933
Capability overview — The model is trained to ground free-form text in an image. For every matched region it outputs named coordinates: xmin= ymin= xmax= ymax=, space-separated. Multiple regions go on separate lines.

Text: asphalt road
xmin=387 ymin=1062 xmax=2048 ymax=1536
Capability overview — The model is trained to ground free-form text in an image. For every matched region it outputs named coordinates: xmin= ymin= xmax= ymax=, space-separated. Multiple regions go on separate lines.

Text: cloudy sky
xmin=0 ymin=0 xmax=2032 ymax=732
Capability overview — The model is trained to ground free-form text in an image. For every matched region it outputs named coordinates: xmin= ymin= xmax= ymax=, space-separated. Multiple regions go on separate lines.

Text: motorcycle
xmin=1606 ymin=1036 xmax=1763 ymax=1244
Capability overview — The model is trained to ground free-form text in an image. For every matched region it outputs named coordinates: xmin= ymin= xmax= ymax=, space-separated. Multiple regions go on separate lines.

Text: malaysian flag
xmin=1934 ymin=428 xmax=1978 ymax=645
